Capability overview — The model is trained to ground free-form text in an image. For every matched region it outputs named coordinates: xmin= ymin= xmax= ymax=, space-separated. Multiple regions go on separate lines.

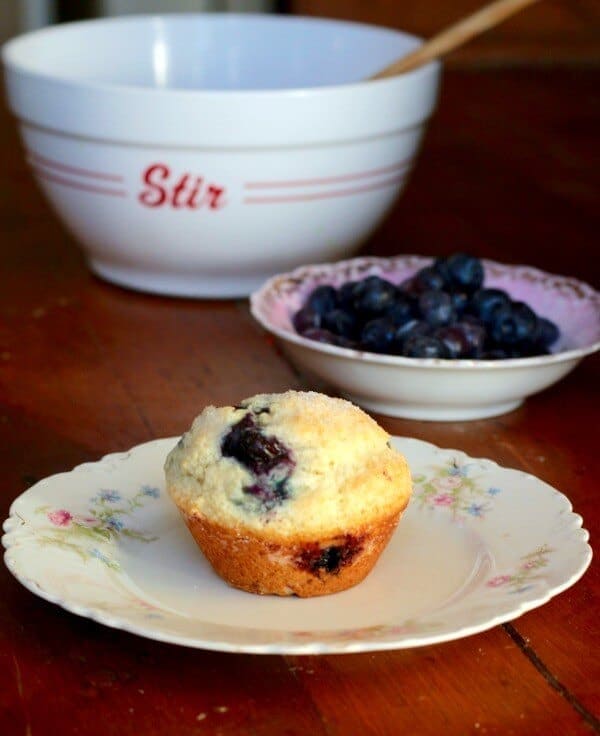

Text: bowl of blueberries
xmin=250 ymin=253 xmax=600 ymax=420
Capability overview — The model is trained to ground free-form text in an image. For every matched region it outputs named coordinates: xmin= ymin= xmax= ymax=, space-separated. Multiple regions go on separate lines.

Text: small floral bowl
xmin=250 ymin=255 xmax=600 ymax=421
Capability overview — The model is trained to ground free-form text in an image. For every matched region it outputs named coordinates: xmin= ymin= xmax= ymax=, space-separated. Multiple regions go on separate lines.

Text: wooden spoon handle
xmin=370 ymin=0 xmax=542 ymax=79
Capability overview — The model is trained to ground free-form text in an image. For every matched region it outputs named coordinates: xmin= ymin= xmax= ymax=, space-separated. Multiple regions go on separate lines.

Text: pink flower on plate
xmin=486 ymin=575 xmax=512 ymax=588
xmin=76 ymin=516 xmax=101 ymax=527
xmin=433 ymin=493 xmax=455 ymax=506
xmin=47 ymin=509 xmax=73 ymax=527
xmin=521 ymin=560 xmax=537 ymax=570
xmin=433 ymin=476 xmax=462 ymax=491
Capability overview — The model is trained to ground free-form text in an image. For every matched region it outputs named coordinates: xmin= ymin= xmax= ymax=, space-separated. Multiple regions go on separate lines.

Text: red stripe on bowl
xmin=31 ymin=166 xmax=128 ymax=198
xmin=243 ymin=174 xmax=406 ymax=204
xmin=27 ymin=150 xmax=125 ymax=183
xmin=244 ymin=159 xmax=413 ymax=189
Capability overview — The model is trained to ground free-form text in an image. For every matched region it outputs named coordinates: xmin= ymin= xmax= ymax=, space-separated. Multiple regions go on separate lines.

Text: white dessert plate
xmin=2 ymin=437 xmax=591 ymax=654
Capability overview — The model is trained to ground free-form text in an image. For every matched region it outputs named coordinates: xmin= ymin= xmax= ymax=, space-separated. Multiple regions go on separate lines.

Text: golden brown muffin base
xmin=180 ymin=505 xmax=408 ymax=597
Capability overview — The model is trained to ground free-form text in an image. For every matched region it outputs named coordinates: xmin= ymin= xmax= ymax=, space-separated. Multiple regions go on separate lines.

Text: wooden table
xmin=1 ymin=69 xmax=598 ymax=735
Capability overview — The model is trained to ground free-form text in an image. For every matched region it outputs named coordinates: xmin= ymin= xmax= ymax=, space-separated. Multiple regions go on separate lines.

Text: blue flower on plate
xmin=487 ymin=487 xmax=502 ymax=496
xmin=466 ymin=502 xmax=487 ymax=518
xmin=106 ymin=517 xmax=124 ymax=531
xmin=448 ymin=461 xmax=479 ymax=477
xmin=89 ymin=548 xmax=111 ymax=564
xmin=98 ymin=490 xmax=121 ymax=503
xmin=141 ymin=485 xmax=160 ymax=498
xmin=511 ymin=585 xmax=534 ymax=595
xmin=448 ymin=463 xmax=466 ymax=477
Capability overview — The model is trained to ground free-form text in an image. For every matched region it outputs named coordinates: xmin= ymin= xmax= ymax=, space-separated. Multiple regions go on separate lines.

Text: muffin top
xmin=165 ymin=391 xmax=411 ymax=537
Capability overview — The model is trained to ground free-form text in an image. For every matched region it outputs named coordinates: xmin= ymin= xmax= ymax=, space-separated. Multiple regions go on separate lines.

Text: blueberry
xmin=337 ymin=280 xmax=359 ymax=311
xmin=489 ymin=304 xmax=522 ymax=345
xmin=392 ymin=319 xmax=430 ymax=352
xmin=402 ymin=335 xmax=450 ymax=359
xmin=384 ymin=294 xmax=415 ymax=326
xmin=450 ymin=291 xmax=469 ymax=317
xmin=303 ymin=328 xmax=356 ymax=349
xmin=461 ymin=313 xmax=485 ymax=327
xmin=301 ymin=327 xmax=340 ymax=346
xmin=296 ymin=536 xmax=363 ymax=575
xmin=518 ymin=340 xmax=550 ymax=358
xmin=445 ymin=253 xmax=484 ymax=293
xmin=456 ymin=319 xmax=487 ymax=357
xmin=306 ymin=284 xmax=338 ymax=316
xmin=360 ymin=318 xmax=396 ymax=354
xmin=481 ymin=348 xmax=510 ymax=360
xmin=433 ymin=325 xmax=471 ymax=359
xmin=292 ymin=306 xmax=320 ymax=334
xmin=222 ymin=414 xmax=292 ymax=476
xmin=315 ymin=546 xmax=343 ymax=573
xmin=418 ymin=290 xmax=455 ymax=326
xmin=397 ymin=276 xmax=421 ymax=298
xmin=432 ymin=256 xmax=452 ymax=287
xmin=332 ymin=335 xmax=359 ymax=349
xmin=491 ymin=302 xmax=539 ymax=346
xmin=243 ymin=478 xmax=291 ymax=511
xmin=469 ymin=288 xmax=511 ymax=324
xmin=533 ymin=316 xmax=560 ymax=349
xmin=323 ymin=308 xmax=357 ymax=339
xmin=414 ymin=266 xmax=446 ymax=292
xmin=353 ymin=276 xmax=397 ymax=318
xmin=510 ymin=301 xmax=538 ymax=343
xmin=488 ymin=304 xmax=515 ymax=345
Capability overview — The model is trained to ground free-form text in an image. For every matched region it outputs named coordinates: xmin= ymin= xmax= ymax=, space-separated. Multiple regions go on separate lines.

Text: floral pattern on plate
xmin=36 ymin=484 xmax=160 ymax=570
xmin=487 ymin=544 xmax=553 ymax=594
xmin=2 ymin=437 xmax=591 ymax=655
xmin=413 ymin=459 xmax=502 ymax=521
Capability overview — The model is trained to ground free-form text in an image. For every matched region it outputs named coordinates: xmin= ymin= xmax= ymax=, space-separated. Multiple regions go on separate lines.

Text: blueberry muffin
xmin=165 ymin=391 xmax=411 ymax=597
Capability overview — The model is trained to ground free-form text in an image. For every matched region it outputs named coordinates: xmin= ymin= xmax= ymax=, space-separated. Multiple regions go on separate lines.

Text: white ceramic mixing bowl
xmin=3 ymin=14 xmax=440 ymax=297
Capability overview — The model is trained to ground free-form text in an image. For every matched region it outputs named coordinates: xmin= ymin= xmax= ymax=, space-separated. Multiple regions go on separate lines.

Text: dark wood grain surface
xmin=291 ymin=0 xmax=600 ymax=66
xmin=1 ymin=69 xmax=598 ymax=736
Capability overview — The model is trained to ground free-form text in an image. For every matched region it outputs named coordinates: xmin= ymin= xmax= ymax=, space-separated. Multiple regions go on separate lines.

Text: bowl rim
xmin=2 ymin=14 xmax=441 ymax=147
xmin=2 ymin=13 xmax=438 ymax=98
xmin=250 ymin=255 xmax=600 ymax=370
